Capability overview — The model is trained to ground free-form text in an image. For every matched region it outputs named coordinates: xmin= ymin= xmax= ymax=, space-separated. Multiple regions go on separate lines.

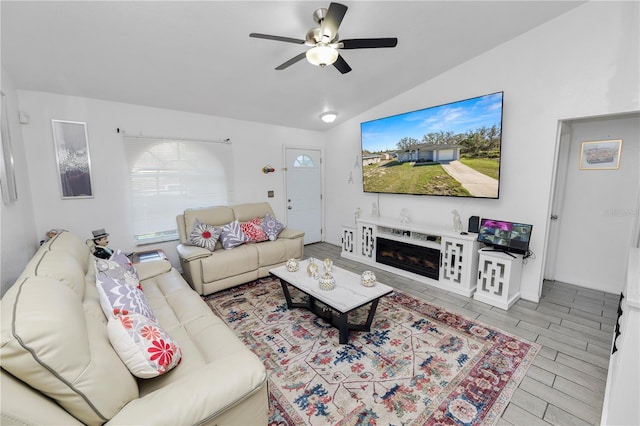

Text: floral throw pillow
xmin=261 ymin=213 xmax=286 ymax=241
xmin=186 ymin=218 xmax=221 ymax=251
xmin=95 ymin=258 xmax=156 ymax=321
xmin=220 ymin=220 xmax=251 ymax=249
xmin=107 ymin=312 xmax=182 ymax=378
xmin=240 ymin=217 xmax=269 ymax=243
xmin=110 ymin=249 xmax=139 ymax=281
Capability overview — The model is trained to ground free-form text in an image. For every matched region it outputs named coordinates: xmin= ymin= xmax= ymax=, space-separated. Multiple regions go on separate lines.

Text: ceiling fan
xmin=249 ymin=2 xmax=398 ymax=74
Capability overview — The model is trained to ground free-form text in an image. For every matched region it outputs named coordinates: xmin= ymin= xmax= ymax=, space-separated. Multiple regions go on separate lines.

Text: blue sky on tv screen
xmin=361 ymin=92 xmax=503 ymax=153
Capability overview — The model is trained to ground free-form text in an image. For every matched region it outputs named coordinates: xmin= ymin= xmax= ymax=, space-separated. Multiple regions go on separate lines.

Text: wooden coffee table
xmin=270 ymin=259 xmax=393 ymax=344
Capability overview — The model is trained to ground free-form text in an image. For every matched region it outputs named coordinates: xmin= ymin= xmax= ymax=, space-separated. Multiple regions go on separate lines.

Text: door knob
xmin=288 ymin=206 xmax=292 ymax=210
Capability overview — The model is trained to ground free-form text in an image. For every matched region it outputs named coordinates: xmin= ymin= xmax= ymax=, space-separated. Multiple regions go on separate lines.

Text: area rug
xmin=205 ymin=277 xmax=539 ymax=425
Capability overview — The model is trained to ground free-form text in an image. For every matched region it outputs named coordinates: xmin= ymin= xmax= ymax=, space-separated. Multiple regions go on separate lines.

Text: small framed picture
xmin=579 ymin=139 xmax=622 ymax=170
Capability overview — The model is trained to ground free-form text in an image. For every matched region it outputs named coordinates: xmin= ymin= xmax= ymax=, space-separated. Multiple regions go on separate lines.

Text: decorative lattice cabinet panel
xmin=439 ymin=237 xmax=481 ymax=297
xmin=474 ymin=250 xmax=523 ymax=310
xmin=359 ymin=223 xmax=376 ymax=259
xmin=341 ymin=225 xmax=356 ymax=255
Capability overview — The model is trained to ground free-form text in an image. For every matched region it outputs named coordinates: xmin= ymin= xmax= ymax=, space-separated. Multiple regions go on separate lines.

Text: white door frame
xmin=282 ymin=145 xmax=325 ymax=242
xmin=543 ymin=121 xmax=572 ymax=285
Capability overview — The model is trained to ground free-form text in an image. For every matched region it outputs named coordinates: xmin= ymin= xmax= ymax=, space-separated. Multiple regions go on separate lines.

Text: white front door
xmin=284 ymin=147 xmax=322 ymax=244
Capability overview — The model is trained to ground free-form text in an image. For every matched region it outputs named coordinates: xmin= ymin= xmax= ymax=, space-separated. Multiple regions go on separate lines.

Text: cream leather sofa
xmin=0 ymin=231 xmax=268 ymax=425
xmin=176 ymin=202 xmax=304 ymax=296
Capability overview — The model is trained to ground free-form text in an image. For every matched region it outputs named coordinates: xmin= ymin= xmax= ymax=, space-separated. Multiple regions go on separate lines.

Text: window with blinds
xmin=124 ymin=137 xmax=233 ymax=244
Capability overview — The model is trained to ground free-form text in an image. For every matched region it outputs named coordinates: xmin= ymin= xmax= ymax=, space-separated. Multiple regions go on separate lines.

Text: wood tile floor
xmin=304 ymin=242 xmax=618 ymax=426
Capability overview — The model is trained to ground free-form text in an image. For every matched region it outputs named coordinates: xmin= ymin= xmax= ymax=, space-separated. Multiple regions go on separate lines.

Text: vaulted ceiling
xmin=1 ymin=1 xmax=585 ymax=131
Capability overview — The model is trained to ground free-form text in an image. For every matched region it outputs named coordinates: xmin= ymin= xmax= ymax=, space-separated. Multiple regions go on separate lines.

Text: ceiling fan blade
xmin=321 ymin=2 xmax=348 ymax=42
xmin=339 ymin=38 xmax=398 ymax=49
xmin=249 ymin=33 xmax=305 ymax=44
xmin=333 ymin=54 xmax=352 ymax=74
xmin=275 ymin=52 xmax=307 ymax=70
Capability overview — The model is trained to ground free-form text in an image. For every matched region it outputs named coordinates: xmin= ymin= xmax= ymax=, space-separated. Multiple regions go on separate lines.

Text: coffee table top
xmin=270 ymin=259 xmax=393 ymax=313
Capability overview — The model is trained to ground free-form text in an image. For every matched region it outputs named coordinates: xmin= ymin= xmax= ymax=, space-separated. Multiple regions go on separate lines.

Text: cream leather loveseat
xmin=176 ymin=202 xmax=304 ymax=296
xmin=0 ymin=231 xmax=268 ymax=425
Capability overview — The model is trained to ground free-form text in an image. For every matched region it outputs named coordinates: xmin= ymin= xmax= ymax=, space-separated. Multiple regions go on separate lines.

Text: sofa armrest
xmin=278 ymin=228 xmax=305 ymax=240
xmin=176 ymin=244 xmax=211 ymax=262
xmin=106 ymin=352 xmax=266 ymax=425
xmin=135 ymin=259 xmax=172 ymax=281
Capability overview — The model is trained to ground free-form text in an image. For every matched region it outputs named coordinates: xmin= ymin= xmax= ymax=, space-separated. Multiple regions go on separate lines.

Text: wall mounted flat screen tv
xmin=477 ymin=218 xmax=533 ymax=255
xmin=361 ymin=92 xmax=503 ymax=198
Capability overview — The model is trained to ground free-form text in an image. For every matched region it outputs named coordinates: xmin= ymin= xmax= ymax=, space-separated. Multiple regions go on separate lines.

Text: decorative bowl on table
xmin=319 ymin=272 xmax=335 ymax=291
xmin=285 ymin=258 xmax=299 ymax=272
xmin=361 ymin=271 xmax=377 ymax=287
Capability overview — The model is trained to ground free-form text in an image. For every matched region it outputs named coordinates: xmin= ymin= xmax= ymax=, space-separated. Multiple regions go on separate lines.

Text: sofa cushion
xmin=255 ymin=238 xmax=302 ymax=266
xmin=240 ymin=217 xmax=269 ymax=243
xmin=107 ymin=312 xmax=182 ymax=378
xmin=186 ymin=218 xmax=222 ymax=251
xmin=262 ymin=213 xmax=286 ymax=241
xmin=220 ymin=220 xmax=251 ymax=249
xmin=183 ymin=205 xmax=235 ymax=234
xmin=232 ymin=202 xmax=275 ymax=222
xmin=0 ymin=277 xmax=139 ymax=425
xmin=201 ymin=244 xmax=259 ymax=283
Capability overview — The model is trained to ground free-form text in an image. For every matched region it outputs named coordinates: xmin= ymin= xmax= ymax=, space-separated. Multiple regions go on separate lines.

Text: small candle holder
xmin=361 ymin=271 xmax=377 ymax=287
xmin=319 ymin=272 xmax=335 ymax=291
xmin=286 ymin=258 xmax=299 ymax=272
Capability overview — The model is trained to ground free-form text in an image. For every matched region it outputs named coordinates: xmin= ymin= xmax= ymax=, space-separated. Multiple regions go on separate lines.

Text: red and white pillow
xmin=240 ymin=217 xmax=269 ymax=243
xmin=107 ymin=312 xmax=182 ymax=378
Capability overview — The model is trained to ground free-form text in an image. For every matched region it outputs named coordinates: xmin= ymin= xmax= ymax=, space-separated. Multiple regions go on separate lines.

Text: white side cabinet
xmin=440 ymin=237 xmax=481 ymax=297
xmin=474 ymin=249 xmax=523 ymax=310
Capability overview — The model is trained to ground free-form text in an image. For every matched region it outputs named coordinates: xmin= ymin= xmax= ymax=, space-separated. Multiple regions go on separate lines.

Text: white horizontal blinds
xmin=124 ymin=136 xmax=233 ymax=244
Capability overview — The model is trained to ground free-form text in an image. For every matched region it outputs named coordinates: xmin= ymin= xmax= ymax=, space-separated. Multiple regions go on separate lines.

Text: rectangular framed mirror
xmin=52 ymin=119 xmax=94 ymax=199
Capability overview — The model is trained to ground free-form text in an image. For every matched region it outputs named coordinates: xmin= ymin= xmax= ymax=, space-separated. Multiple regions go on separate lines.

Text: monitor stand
xmin=481 ymin=248 xmax=517 ymax=258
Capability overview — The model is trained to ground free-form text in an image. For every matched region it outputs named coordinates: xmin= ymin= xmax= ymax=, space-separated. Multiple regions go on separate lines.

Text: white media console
xmin=341 ymin=217 xmax=482 ymax=297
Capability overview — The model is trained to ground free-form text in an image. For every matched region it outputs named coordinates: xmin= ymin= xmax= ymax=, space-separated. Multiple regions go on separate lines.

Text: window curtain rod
xmin=117 ymin=128 xmax=231 ymax=144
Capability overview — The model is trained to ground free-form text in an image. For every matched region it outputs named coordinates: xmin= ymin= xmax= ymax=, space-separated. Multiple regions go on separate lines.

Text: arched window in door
xmin=293 ymin=154 xmax=315 ymax=168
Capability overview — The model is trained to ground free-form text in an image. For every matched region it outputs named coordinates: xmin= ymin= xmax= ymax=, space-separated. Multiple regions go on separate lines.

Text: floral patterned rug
xmin=205 ymin=277 xmax=539 ymax=425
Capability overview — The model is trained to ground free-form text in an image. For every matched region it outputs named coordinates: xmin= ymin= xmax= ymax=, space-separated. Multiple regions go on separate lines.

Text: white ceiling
xmin=1 ymin=1 xmax=585 ymax=131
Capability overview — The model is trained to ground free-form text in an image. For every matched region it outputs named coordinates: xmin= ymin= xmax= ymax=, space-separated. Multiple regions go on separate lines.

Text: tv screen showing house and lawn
xmin=360 ymin=91 xmax=503 ymax=198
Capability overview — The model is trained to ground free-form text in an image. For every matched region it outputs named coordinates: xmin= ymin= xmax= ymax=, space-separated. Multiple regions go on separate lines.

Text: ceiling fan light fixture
xmin=306 ymin=44 xmax=338 ymax=67
xmin=320 ymin=111 xmax=338 ymax=123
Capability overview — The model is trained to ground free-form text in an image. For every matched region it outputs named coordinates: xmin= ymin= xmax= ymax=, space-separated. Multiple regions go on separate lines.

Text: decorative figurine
xmin=91 ymin=228 xmax=113 ymax=259
xmin=371 ymin=202 xmax=379 ymax=217
xmin=354 ymin=207 xmax=361 ymax=224
xmin=452 ymin=210 xmax=463 ymax=232
xmin=323 ymin=258 xmax=333 ymax=273
xmin=307 ymin=257 xmax=319 ymax=278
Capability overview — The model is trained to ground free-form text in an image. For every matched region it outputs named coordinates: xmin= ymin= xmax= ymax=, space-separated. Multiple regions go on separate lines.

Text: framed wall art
xmin=52 ymin=120 xmax=94 ymax=198
xmin=579 ymin=139 xmax=622 ymax=170
xmin=1 ymin=92 xmax=19 ymax=204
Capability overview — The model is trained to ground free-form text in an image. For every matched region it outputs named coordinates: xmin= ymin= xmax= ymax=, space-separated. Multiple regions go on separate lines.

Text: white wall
xmin=16 ymin=91 xmax=324 ymax=268
xmin=323 ymin=1 xmax=640 ymax=302
xmin=0 ymin=67 xmax=37 ymax=297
